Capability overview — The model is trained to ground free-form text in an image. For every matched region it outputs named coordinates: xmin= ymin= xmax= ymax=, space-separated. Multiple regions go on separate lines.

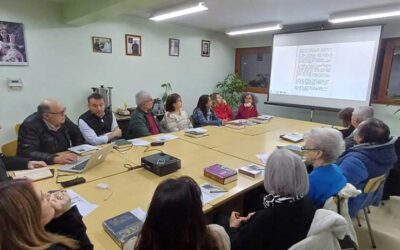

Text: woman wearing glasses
xmin=304 ymin=128 xmax=347 ymax=208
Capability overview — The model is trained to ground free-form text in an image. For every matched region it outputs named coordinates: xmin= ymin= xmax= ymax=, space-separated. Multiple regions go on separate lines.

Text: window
xmin=373 ymin=38 xmax=400 ymax=104
xmin=235 ymin=47 xmax=272 ymax=94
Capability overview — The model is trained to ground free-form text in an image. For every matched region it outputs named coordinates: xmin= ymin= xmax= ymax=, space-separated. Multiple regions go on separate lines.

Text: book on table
xmin=280 ymin=132 xmax=304 ymax=143
xmin=8 ymin=167 xmax=54 ymax=181
xmin=113 ymin=139 xmax=132 ymax=149
xmin=68 ymin=144 xmax=99 ymax=156
xmin=249 ymin=115 xmax=273 ymax=124
xmin=238 ymin=164 xmax=264 ymax=178
xmin=184 ymin=128 xmax=208 ymax=138
xmin=226 ymin=119 xmax=256 ymax=129
xmin=103 ymin=208 xmax=146 ymax=248
xmin=204 ymin=164 xmax=237 ymax=184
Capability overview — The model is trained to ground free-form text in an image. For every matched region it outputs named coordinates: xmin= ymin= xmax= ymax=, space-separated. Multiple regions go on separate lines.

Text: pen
xmin=210 ymin=190 xmax=228 ymax=193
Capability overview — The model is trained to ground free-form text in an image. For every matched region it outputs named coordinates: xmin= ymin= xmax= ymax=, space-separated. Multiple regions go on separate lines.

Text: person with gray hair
xmin=304 ymin=128 xmax=347 ymax=208
xmin=235 ymin=92 xmax=259 ymax=119
xmin=127 ymin=90 xmax=165 ymax=139
xmin=227 ymin=149 xmax=316 ymax=250
xmin=17 ymin=99 xmax=83 ymax=164
xmin=345 ymin=106 xmax=374 ymax=149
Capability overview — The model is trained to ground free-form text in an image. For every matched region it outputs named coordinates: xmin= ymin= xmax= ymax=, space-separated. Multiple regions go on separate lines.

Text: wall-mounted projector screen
xmin=268 ymin=26 xmax=382 ymax=109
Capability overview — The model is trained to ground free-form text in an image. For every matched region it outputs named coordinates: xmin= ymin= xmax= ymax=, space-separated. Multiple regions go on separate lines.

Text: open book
xmin=68 ymin=144 xmax=99 ymax=156
xmin=9 ymin=167 xmax=54 ymax=181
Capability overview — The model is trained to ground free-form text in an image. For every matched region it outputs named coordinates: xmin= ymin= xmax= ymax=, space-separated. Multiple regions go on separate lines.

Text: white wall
xmin=0 ymin=0 xmax=235 ymax=143
xmin=233 ymin=23 xmax=400 ymax=135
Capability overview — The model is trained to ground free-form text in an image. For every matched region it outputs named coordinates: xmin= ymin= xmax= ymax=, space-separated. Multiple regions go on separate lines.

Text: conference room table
xmin=34 ymin=116 xmax=328 ymax=250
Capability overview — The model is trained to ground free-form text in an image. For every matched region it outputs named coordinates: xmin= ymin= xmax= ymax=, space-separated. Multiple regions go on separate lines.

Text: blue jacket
xmin=192 ymin=107 xmax=222 ymax=128
xmin=337 ymin=137 xmax=397 ymax=217
xmin=308 ymin=164 xmax=347 ymax=208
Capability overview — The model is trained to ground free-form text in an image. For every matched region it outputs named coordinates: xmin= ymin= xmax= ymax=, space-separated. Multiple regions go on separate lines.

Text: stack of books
xmin=185 ymin=128 xmax=208 ymax=138
xmin=204 ymin=164 xmax=237 ymax=184
xmin=113 ymin=139 xmax=132 ymax=149
xmin=68 ymin=144 xmax=98 ymax=156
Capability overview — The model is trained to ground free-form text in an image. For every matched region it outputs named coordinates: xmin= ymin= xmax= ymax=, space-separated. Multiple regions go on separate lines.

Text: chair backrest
xmin=1 ymin=140 xmax=17 ymax=157
xmin=364 ymin=175 xmax=386 ymax=193
xmin=15 ymin=123 xmax=21 ymax=135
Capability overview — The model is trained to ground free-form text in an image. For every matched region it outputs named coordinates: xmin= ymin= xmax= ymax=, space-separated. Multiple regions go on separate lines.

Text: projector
xmin=141 ymin=152 xmax=181 ymax=176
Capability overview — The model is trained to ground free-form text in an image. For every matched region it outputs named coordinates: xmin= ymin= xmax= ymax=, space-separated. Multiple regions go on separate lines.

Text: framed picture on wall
xmin=201 ymin=40 xmax=210 ymax=57
xmin=125 ymin=34 xmax=141 ymax=56
xmin=92 ymin=36 xmax=112 ymax=53
xmin=169 ymin=38 xmax=179 ymax=56
xmin=0 ymin=21 xmax=28 ymax=65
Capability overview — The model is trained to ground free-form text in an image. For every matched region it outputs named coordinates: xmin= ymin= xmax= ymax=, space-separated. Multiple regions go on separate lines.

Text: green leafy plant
xmin=216 ymin=73 xmax=246 ymax=109
xmin=161 ymin=82 xmax=172 ymax=106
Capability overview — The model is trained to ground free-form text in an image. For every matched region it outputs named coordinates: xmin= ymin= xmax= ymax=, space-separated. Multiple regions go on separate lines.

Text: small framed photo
xmin=92 ymin=36 xmax=112 ymax=53
xmin=201 ymin=40 xmax=210 ymax=57
xmin=0 ymin=21 xmax=28 ymax=65
xmin=125 ymin=34 xmax=141 ymax=56
xmin=169 ymin=38 xmax=179 ymax=56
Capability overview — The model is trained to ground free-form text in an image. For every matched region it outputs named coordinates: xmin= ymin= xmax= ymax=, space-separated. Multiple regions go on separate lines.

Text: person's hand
xmin=229 ymin=211 xmax=247 ymax=228
xmin=27 ymin=161 xmax=47 ymax=169
xmin=244 ymin=212 xmax=256 ymax=222
xmin=108 ymin=127 xmax=122 ymax=140
xmin=49 ymin=191 xmax=71 ymax=218
xmin=222 ymin=99 xmax=227 ymax=105
xmin=244 ymin=102 xmax=252 ymax=108
xmin=53 ymin=153 xmax=78 ymax=164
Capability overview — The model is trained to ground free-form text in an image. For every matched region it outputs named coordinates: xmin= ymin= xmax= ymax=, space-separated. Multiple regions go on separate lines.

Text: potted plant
xmin=216 ymin=73 xmax=246 ymax=109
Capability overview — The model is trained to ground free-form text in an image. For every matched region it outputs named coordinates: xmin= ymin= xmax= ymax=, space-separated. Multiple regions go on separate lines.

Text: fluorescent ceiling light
xmin=329 ymin=5 xmax=400 ymax=24
xmin=226 ymin=23 xmax=282 ymax=36
xmin=149 ymin=2 xmax=207 ymax=21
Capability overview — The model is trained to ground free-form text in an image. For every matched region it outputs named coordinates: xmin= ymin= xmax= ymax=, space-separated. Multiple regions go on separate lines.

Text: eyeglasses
xmin=301 ymin=146 xmax=320 ymax=151
xmin=47 ymin=108 xmax=67 ymax=115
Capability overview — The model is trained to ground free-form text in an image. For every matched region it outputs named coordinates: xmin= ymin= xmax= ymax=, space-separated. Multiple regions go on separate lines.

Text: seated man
xmin=127 ymin=90 xmax=165 ymax=139
xmin=337 ymin=118 xmax=397 ymax=217
xmin=345 ymin=106 xmax=374 ymax=150
xmin=17 ymin=99 xmax=84 ymax=165
xmin=78 ymin=93 xmax=121 ymax=145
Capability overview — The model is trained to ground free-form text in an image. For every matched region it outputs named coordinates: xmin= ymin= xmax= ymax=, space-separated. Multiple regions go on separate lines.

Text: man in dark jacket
xmin=337 ymin=118 xmax=397 ymax=217
xmin=127 ymin=90 xmax=165 ymax=139
xmin=17 ymin=99 xmax=84 ymax=165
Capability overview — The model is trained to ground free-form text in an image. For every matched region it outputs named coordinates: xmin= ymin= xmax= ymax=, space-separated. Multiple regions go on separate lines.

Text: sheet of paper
xmin=256 ymin=153 xmax=270 ymax=165
xmin=258 ymin=115 xmax=273 ymax=119
xmin=200 ymin=183 xmax=228 ymax=205
xmin=130 ymin=208 xmax=147 ymax=222
xmin=283 ymin=132 xmax=304 ymax=141
xmin=128 ymin=138 xmax=150 ymax=146
xmin=153 ymin=133 xmax=178 ymax=141
xmin=66 ymin=189 xmax=98 ymax=217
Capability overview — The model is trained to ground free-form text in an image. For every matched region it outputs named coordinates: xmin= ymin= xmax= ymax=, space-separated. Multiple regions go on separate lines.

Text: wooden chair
xmin=1 ymin=140 xmax=18 ymax=157
xmin=15 ymin=123 xmax=21 ymax=135
xmin=356 ymin=175 xmax=386 ymax=249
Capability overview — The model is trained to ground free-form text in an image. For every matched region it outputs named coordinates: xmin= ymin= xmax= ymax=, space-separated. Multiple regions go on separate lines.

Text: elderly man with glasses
xmin=17 ymin=99 xmax=84 ymax=164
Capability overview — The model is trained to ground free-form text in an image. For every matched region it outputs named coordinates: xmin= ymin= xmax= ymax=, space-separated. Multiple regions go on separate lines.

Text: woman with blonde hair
xmin=0 ymin=179 xmax=93 ymax=250
xmin=210 ymin=93 xmax=232 ymax=121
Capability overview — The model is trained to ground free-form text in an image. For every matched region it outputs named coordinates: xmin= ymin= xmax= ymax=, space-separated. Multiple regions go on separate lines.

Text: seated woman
xmin=227 ymin=149 xmax=316 ymax=250
xmin=0 ymin=179 xmax=93 ymax=249
xmin=192 ymin=95 xmax=222 ymax=127
xmin=338 ymin=107 xmax=355 ymax=138
xmin=160 ymin=93 xmax=193 ymax=132
xmin=210 ymin=93 xmax=232 ymax=121
xmin=125 ymin=176 xmax=229 ymax=250
xmin=337 ymin=118 xmax=397 ymax=217
xmin=236 ymin=93 xmax=259 ymax=119
xmin=305 ymin=128 xmax=347 ymax=208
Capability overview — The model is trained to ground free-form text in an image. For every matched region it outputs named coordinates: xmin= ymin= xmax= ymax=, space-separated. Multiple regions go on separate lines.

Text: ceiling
xmin=122 ymin=0 xmax=400 ymax=32
xmin=44 ymin=0 xmax=400 ymax=31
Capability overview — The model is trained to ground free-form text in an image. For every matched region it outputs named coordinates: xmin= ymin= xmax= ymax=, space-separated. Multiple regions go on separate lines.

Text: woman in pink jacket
xmin=236 ymin=92 xmax=259 ymax=119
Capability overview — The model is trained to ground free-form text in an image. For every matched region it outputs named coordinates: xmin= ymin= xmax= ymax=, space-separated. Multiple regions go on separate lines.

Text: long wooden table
xmin=34 ymin=116 xmax=325 ymax=249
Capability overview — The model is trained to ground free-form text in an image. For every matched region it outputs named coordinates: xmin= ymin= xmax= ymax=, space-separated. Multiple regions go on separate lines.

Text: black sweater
xmin=229 ymin=197 xmax=316 ymax=250
xmin=0 ymin=155 xmax=29 ymax=182
xmin=46 ymin=206 xmax=94 ymax=250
